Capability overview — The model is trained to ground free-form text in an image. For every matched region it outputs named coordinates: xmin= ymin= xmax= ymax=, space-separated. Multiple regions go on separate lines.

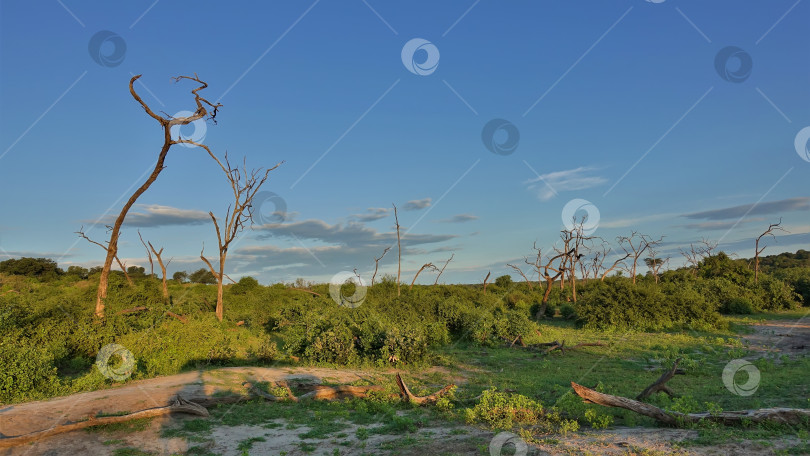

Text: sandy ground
xmin=1 ymin=318 xmax=808 ymax=456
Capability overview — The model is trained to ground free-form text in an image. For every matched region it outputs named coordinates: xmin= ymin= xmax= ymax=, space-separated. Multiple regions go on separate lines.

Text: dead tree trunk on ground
xmin=571 ymin=382 xmax=810 ymax=426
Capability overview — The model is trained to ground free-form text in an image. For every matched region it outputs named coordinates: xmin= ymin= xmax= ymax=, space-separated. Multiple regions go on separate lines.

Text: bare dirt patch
xmin=740 ymin=319 xmax=810 ymax=359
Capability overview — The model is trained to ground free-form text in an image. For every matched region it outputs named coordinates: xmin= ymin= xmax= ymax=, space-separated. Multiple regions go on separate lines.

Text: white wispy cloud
xmin=525 ymin=167 xmax=607 ymax=201
xmin=402 ymin=198 xmax=432 ymax=211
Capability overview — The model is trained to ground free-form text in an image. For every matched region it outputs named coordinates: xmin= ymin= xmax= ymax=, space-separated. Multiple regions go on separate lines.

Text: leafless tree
xmin=506 ymin=263 xmax=533 ymax=291
xmin=482 ymin=271 xmax=491 ymax=293
xmin=754 ymin=218 xmax=787 ymax=283
xmin=434 ymin=253 xmax=454 ymax=285
xmin=410 ymin=263 xmax=438 ymax=290
xmin=601 ymin=251 xmax=631 ymax=281
xmin=393 ymin=203 xmax=402 ymax=297
xmin=199 ymin=153 xmax=282 ymax=321
xmin=526 ymin=243 xmax=567 ymax=318
xmin=137 ymin=232 xmax=171 ymax=299
xmin=92 ymin=74 xmax=221 ymax=319
xmin=371 ymin=247 xmax=391 ymax=286
xmin=679 ymin=237 xmax=717 ymax=277
xmin=77 ymin=227 xmax=134 ymax=287
xmin=617 ymin=232 xmax=664 ymax=284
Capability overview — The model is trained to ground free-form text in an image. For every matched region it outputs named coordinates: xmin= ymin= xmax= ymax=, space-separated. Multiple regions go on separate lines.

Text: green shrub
xmin=722 ymin=297 xmax=753 ymax=314
xmin=464 ymin=388 xmax=544 ymax=429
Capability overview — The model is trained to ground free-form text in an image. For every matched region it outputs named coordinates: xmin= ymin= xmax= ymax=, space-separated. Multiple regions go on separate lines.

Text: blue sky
xmin=1 ymin=0 xmax=808 ymax=285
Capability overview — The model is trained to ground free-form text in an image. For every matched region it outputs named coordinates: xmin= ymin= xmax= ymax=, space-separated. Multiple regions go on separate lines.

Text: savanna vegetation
xmin=1 ymin=245 xmax=808 ymax=454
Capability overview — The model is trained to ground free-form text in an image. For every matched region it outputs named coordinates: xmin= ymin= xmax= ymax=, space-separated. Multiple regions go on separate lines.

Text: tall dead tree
xmin=199 ymin=153 xmax=282 ymax=321
xmin=482 ymin=271 xmax=491 ymax=293
xmin=617 ymin=232 xmax=663 ymax=284
xmin=93 ymin=74 xmax=221 ymax=319
xmin=754 ymin=219 xmax=786 ymax=283
xmin=434 ymin=253 xmax=454 ymax=285
xmin=393 ymin=204 xmax=402 ymax=297
xmin=371 ymin=247 xmax=390 ymax=286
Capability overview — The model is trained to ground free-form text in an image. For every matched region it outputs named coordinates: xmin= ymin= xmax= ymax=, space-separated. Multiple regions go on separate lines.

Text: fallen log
xmin=636 ymin=358 xmax=684 ymax=400
xmin=571 ymin=382 xmax=810 ymax=426
xmin=396 ymin=373 xmax=455 ymax=405
xmin=0 ymin=396 xmax=207 ymax=448
xmin=542 ymin=340 xmax=606 ymax=355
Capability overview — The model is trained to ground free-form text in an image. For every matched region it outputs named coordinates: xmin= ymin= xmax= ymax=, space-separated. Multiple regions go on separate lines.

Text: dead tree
xmin=526 ymin=243 xmax=566 ymax=318
xmin=92 ymin=74 xmax=221 ymax=319
xmin=395 ymin=373 xmax=455 ymax=405
xmin=571 ymin=382 xmax=810 ymax=427
xmin=139 ymin=236 xmax=171 ymax=300
xmin=393 ymin=203 xmax=402 ymax=297
xmin=371 ymin=246 xmax=391 ymax=286
xmin=434 ymin=253 xmax=454 ymax=285
xmin=483 ymin=271 xmax=491 ymax=293
xmin=636 ymin=358 xmax=684 ymax=400
xmin=617 ymin=232 xmax=663 ymax=284
xmin=200 ymin=153 xmax=282 ymax=321
xmin=506 ymin=263 xmax=533 ymax=290
xmin=679 ymin=238 xmax=717 ymax=277
xmin=76 ymin=227 xmax=134 ymax=287
xmin=754 ymin=219 xmax=786 ymax=283
xmin=138 ymin=230 xmax=155 ymax=277
xmin=410 ymin=263 xmax=437 ymax=290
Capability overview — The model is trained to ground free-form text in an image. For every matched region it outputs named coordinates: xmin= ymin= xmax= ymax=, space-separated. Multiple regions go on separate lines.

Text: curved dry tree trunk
xmin=94 ymin=74 xmax=221 ymax=319
xmin=0 ymin=396 xmax=207 ymax=448
xmin=571 ymin=382 xmax=810 ymax=426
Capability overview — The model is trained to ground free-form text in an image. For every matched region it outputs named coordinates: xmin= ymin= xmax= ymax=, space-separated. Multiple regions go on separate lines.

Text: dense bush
xmin=575 ymin=278 xmax=723 ymax=331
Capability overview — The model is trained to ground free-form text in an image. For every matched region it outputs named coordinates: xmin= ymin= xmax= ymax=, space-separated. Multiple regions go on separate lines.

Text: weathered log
xmin=165 ymin=311 xmax=188 ymax=323
xmin=571 ymin=382 xmax=810 ymax=426
xmin=0 ymin=396 xmax=207 ymax=448
xmin=636 ymin=358 xmax=684 ymax=400
xmin=396 ymin=373 xmax=455 ymax=405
